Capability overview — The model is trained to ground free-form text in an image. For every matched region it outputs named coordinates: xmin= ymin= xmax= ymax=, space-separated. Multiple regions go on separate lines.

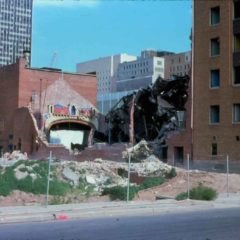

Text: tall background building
xmin=0 ymin=0 xmax=32 ymax=67
xmin=76 ymin=54 xmax=137 ymax=95
xmin=193 ymin=0 xmax=240 ymax=160
xmin=116 ymin=50 xmax=169 ymax=92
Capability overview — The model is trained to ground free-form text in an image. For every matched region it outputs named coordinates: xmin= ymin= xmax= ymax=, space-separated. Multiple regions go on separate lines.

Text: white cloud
xmin=34 ymin=0 xmax=100 ymax=8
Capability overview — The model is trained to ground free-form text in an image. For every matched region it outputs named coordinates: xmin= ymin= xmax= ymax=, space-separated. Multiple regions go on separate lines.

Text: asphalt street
xmin=0 ymin=207 xmax=240 ymax=240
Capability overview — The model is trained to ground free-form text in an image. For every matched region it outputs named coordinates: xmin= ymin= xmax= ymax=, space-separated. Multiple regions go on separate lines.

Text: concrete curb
xmin=0 ymin=195 xmax=240 ymax=224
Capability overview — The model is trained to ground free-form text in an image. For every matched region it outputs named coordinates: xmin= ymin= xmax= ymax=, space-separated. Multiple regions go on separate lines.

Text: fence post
xmin=187 ymin=154 xmax=190 ymax=200
xmin=226 ymin=154 xmax=229 ymax=197
xmin=127 ymin=152 xmax=131 ymax=202
xmin=46 ymin=151 xmax=52 ymax=207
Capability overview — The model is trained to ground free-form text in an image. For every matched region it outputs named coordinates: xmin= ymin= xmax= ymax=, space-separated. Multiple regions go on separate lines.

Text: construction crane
xmin=50 ymin=52 xmax=57 ymax=68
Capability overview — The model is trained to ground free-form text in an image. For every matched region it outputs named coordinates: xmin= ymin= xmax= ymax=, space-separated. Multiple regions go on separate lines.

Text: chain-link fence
xmin=169 ymin=154 xmax=240 ymax=199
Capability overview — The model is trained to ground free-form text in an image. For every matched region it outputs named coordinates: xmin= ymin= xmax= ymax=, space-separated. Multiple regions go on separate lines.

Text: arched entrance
xmin=47 ymin=120 xmax=93 ymax=150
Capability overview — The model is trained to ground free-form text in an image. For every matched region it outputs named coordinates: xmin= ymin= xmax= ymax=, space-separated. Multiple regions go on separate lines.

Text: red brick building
xmin=193 ymin=0 xmax=240 ymax=161
xmin=0 ymin=57 xmax=97 ymax=155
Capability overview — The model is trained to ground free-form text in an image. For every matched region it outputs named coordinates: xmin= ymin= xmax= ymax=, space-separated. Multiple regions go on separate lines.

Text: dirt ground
xmin=135 ymin=168 xmax=240 ymax=201
xmin=1 ymin=168 xmax=240 ymax=206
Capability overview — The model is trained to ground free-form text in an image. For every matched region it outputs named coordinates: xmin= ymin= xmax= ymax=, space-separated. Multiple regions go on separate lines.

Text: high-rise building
xmin=0 ymin=0 xmax=32 ymax=67
xmin=116 ymin=51 xmax=166 ymax=92
xmin=193 ymin=0 xmax=240 ymax=160
xmin=76 ymin=54 xmax=137 ymax=95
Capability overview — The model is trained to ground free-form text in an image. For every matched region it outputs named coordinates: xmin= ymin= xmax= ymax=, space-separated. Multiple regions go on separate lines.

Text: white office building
xmin=116 ymin=52 xmax=166 ymax=92
xmin=76 ymin=54 xmax=137 ymax=95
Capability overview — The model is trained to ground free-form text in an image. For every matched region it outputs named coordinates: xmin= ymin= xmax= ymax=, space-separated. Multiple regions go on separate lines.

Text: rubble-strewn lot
xmin=0 ymin=153 xmax=174 ymax=206
xmin=0 ymin=150 xmax=240 ymax=206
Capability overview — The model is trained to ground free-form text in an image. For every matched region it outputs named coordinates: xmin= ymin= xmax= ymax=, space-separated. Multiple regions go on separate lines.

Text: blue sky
xmin=31 ymin=0 xmax=192 ymax=72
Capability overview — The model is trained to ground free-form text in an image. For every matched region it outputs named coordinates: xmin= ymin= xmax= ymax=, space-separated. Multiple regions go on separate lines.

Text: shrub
xmin=102 ymin=186 xmax=139 ymax=201
xmin=165 ymin=168 xmax=177 ymax=179
xmin=175 ymin=185 xmax=217 ymax=201
xmin=139 ymin=177 xmax=165 ymax=190
xmin=175 ymin=192 xmax=188 ymax=201
xmin=117 ymin=168 xmax=127 ymax=177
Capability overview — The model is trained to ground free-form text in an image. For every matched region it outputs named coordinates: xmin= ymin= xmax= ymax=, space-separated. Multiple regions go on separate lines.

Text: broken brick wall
xmin=0 ymin=58 xmax=97 ymax=153
xmin=166 ymin=77 xmax=192 ymax=165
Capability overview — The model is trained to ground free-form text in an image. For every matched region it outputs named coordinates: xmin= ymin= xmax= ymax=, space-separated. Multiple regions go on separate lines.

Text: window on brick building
xmin=234 ymin=0 xmax=240 ymax=19
xmin=210 ymin=69 xmax=220 ymax=88
xmin=211 ymin=38 xmax=220 ymax=56
xmin=210 ymin=6 xmax=220 ymax=25
xmin=233 ymin=103 xmax=240 ymax=122
xmin=234 ymin=66 xmax=240 ymax=84
xmin=234 ymin=34 xmax=240 ymax=52
xmin=210 ymin=105 xmax=220 ymax=123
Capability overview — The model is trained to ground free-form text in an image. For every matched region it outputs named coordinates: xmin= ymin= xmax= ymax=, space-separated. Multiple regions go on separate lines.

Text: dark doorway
xmin=161 ymin=146 xmax=168 ymax=163
xmin=174 ymin=146 xmax=184 ymax=164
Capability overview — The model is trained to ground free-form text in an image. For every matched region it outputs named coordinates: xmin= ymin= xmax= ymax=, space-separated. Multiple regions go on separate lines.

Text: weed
xmin=139 ymin=177 xmax=165 ymax=190
xmin=102 ymin=186 xmax=139 ymax=201
xmin=165 ymin=168 xmax=177 ymax=179
xmin=175 ymin=185 xmax=217 ymax=201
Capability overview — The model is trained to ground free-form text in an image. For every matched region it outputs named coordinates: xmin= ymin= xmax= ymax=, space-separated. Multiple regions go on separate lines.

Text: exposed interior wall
xmin=0 ymin=63 xmax=20 ymax=151
xmin=12 ymin=107 xmax=38 ymax=154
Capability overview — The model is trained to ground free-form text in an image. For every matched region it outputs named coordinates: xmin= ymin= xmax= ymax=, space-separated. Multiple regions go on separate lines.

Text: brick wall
xmin=0 ymin=58 xmax=97 ymax=153
xmin=0 ymin=63 xmax=19 ymax=150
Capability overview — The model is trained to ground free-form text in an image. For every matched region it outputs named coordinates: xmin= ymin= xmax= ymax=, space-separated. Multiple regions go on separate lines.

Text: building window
xmin=210 ymin=105 xmax=220 ymax=123
xmin=211 ymin=143 xmax=218 ymax=156
xmin=233 ymin=103 xmax=240 ymax=123
xmin=157 ymin=61 xmax=162 ymax=65
xmin=234 ymin=34 xmax=240 ymax=52
xmin=234 ymin=66 xmax=240 ymax=84
xmin=210 ymin=69 xmax=220 ymax=88
xmin=234 ymin=0 xmax=240 ymax=19
xmin=211 ymin=38 xmax=220 ymax=56
xmin=210 ymin=6 xmax=220 ymax=25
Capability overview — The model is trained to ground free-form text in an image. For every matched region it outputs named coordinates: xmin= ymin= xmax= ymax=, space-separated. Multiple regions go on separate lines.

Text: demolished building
xmin=0 ymin=56 xmax=97 ymax=156
xmin=103 ymin=75 xmax=191 ymax=162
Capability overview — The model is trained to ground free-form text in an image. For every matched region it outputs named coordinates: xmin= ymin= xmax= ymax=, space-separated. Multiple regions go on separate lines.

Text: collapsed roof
xmin=105 ymin=75 xmax=190 ymax=145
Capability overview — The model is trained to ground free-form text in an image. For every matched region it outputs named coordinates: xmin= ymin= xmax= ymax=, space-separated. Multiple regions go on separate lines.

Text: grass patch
xmin=139 ymin=177 xmax=165 ymax=190
xmin=176 ymin=185 xmax=217 ymax=201
xmin=0 ymin=160 xmax=72 ymax=196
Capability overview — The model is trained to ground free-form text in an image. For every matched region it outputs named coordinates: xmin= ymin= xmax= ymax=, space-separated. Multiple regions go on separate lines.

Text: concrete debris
xmin=5 ymin=151 xmax=28 ymax=161
xmin=133 ymin=156 xmax=172 ymax=177
xmin=62 ymin=167 xmax=80 ymax=186
xmin=85 ymin=175 xmax=97 ymax=185
xmin=122 ymin=140 xmax=152 ymax=161
xmin=14 ymin=169 xmax=28 ymax=180
xmin=0 ymin=151 xmax=28 ymax=167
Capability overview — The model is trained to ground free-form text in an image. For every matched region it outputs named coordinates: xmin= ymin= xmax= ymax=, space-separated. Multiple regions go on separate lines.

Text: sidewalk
xmin=0 ymin=193 xmax=239 ymax=224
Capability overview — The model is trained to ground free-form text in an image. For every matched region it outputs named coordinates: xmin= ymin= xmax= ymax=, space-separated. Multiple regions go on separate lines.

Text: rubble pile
xmin=58 ymin=159 xmax=128 ymax=190
xmin=104 ymin=75 xmax=189 ymax=146
xmin=0 ymin=151 xmax=28 ymax=167
xmin=122 ymin=140 xmax=153 ymax=161
xmin=3 ymin=151 xmax=28 ymax=161
xmin=57 ymin=155 xmax=174 ymax=189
